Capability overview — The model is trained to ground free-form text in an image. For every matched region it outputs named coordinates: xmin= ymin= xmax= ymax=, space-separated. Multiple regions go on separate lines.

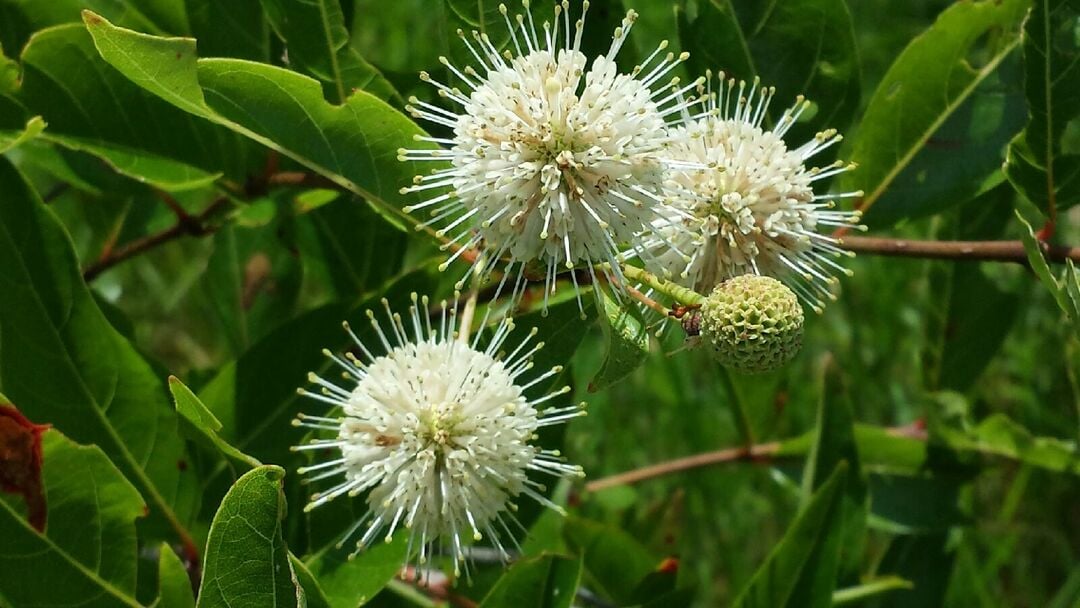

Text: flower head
xmin=648 ymin=74 xmax=864 ymax=312
xmin=293 ymin=294 xmax=584 ymax=574
xmin=700 ymin=274 xmax=804 ymax=373
xmin=399 ymin=1 xmax=701 ymax=313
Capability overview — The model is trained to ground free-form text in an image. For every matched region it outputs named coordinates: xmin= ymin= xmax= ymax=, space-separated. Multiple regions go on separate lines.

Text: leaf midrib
xmin=0 ymin=499 xmax=143 ymax=608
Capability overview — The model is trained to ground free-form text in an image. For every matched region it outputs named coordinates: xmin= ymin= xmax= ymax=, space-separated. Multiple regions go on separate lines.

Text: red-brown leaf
xmin=0 ymin=405 xmax=50 ymax=531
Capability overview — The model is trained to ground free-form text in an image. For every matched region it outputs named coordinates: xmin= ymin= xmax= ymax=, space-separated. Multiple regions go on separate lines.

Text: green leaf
xmin=169 ymin=376 xmax=262 ymax=472
xmin=0 ymin=430 xmax=145 ymax=608
xmin=1018 ymin=211 xmax=1080 ymax=327
xmin=677 ymin=0 xmax=861 ymax=141
xmin=260 ymin=0 xmax=400 ymax=104
xmin=16 ymin=24 xmax=255 ymax=184
xmin=197 ymin=466 xmax=300 ymax=608
xmin=866 ymin=535 xmax=953 ymax=608
xmin=938 ymin=413 xmax=1080 ymax=475
xmin=479 ymin=554 xmax=583 ymax=608
xmin=186 ymin=0 xmax=270 ymax=61
xmin=1004 ymin=0 xmax=1080 ymax=215
xmin=590 ymin=288 xmax=650 ymax=391
xmin=733 ymin=463 xmax=848 ymax=608
xmin=831 ymin=576 xmax=913 ymax=606
xmin=158 ymin=543 xmax=197 ymax=608
xmin=846 ymin=0 xmax=1028 ymax=223
xmin=0 ymin=115 xmax=44 ymax=154
xmin=564 ymin=517 xmax=659 ymax=605
xmin=0 ymin=41 xmax=19 ymax=94
xmin=84 ymin=12 xmax=434 ymax=232
xmin=290 ymin=553 xmax=332 ymax=608
xmin=302 ymin=534 xmax=409 ymax=607
xmin=0 ymin=158 xmax=196 ymax=542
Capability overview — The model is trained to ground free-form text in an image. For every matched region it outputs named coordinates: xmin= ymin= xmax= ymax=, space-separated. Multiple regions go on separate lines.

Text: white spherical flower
xmin=292 ymin=294 xmax=585 ymax=573
xmin=648 ymin=74 xmax=865 ymax=312
xmin=399 ymin=1 xmax=701 ymax=314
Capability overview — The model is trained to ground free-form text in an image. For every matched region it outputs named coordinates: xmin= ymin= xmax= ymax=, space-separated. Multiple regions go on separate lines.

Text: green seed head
xmin=700 ymin=275 xmax=804 ymax=374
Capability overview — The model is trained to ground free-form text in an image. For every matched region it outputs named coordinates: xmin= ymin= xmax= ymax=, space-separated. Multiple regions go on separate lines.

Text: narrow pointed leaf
xmin=158 ymin=543 xmax=197 ymax=608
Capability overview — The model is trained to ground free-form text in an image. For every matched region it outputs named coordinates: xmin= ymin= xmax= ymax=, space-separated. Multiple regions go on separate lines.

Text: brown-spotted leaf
xmin=0 ymin=403 xmax=49 ymax=531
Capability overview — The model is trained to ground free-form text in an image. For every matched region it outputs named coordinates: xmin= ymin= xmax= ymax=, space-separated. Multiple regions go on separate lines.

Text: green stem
xmin=720 ymin=366 xmax=755 ymax=448
xmin=832 ymin=576 xmax=914 ymax=605
xmin=615 ymin=264 xmax=705 ymax=306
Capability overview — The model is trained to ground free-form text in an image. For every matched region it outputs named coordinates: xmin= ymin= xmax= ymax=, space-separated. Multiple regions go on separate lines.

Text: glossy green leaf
xmin=479 ymin=554 xmax=583 ymax=608
xmin=733 ymin=464 xmax=848 ymax=608
xmin=197 ymin=466 xmax=300 ymax=608
xmin=590 ymin=288 xmax=650 ymax=391
xmin=846 ymin=0 xmax=1028 ymax=223
xmin=1004 ymin=0 xmax=1080 ymax=215
xmin=16 ymin=24 xmax=255 ymax=183
xmin=0 ymin=158 xmax=196 ymax=541
xmin=158 ymin=543 xmax=197 ymax=608
xmin=303 ymin=534 xmax=408 ymax=608
xmin=0 ymin=430 xmax=145 ymax=607
xmin=677 ymin=0 xmax=861 ymax=141
xmin=564 ymin=517 xmax=659 ymax=605
xmin=84 ymin=12 xmax=434 ymax=231
xmin=261 ymin=0 xmax=400 ymax=103
xmin=169 ymin=376 xmax=261 ymax=472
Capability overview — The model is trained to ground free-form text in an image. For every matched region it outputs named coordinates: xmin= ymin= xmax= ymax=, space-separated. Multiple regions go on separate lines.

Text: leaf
xmin=831 ymin=576 xmax=913 ymax=605
xmin=1018 ymin=211 xmax=1080 ymax=327
xmin=0 ymin=403 xmax=49 ymax=531
xmin=169 ymin=376 xmax=261 ymax=472
xmin=846 ymin=0 xmax=1029 ymax=223
xmin=0 ymin=115 xmax=45 ymax=154
xmin=479 ymin=554 xmax=583 ymax=608
xmin=590 ymin=288 xmax=650 ymax=391
xmin=260 ymin=0 xmax=400 ymax=104
xmin=17 ymin=24 xmax=256 ymax=184
xmin=0 ymin=430 xmax=145 ymax=607
xmin=866 ymin=535 xmax=953 ymax=608
xmin=733 ymin=463 xmax=848 ymax=608
xmin=0 ymin=158 xmax=196 ymax=541
xmin=563 ymin=517 xmax=659 ymax=605
xmin=1004 ymin=0 xmax=1080 ymax=215
xmin=197 ymin=466 xmax=300 ymax=608
xmin=302 ymin=534 xmax=409 ymax=607
xmin=84 ymin=12 xmax=435 ymax=231
xmin=186 ymin=0 xmax=270 ymax=61
xmin=677 ymin=0 xmax=861 ymax=141
xmin=0 ymin=41 xmax=19 ymax=94
xmin=289 ymin=553 xmax=332 ymax=608
xmin=939 ymin=413 xmax=1080 ymax=475
xmin=158 ymin=543 xmax=197 ymax=608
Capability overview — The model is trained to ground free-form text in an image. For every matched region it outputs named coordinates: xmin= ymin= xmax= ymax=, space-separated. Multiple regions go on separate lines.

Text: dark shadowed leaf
xmin=303 ymin=534 xmax=408 ymax=607
xmin=0 ymin=430 xmax=145 ymax=607
xmin=1004 ymin=0 xmax=1080 ymax=215
xmin=197 ymin=466 xmax=299 ymax=608
xmin=479 ymin=554 xmax=582 ymax=608
xmin=733 ymin=464 xmax=848 ymax=608
xmin=867 ymin=535 xmax=953 ymax=608
xmin=590 ymin=288 xmax=650 ymax=391
xmin=290 ymin=553 xmax=332 ymax=608
xmin=186 ymin=0 xmax=270 ymax=61
xmin=261 ymin=0 xmax=400 ymax=103
xmin=564 ymin=517 xmax=659 ymax=605
xmin=0 ymin=158 xmax=196 ymax=541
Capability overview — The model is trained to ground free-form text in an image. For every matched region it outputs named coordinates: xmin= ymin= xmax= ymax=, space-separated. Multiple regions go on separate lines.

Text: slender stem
xmin=82 ymin=196 xmax=230 ymax=281
xmin=839 ymin=235 xmax=1080 ymax=264
xmin=584 ymin=442 xmax=781 ymax=493
xmin=719 ymin=367 xmax=755 ymax=448
xmin=625 ymin=284 xmax=670 ymax=316
xmin=616 ymin=264 xmax=705 ymax=306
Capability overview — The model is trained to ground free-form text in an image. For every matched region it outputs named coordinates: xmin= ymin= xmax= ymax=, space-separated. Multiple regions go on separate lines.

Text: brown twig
xmin=82 ymin=196 xmax=230 ymax=281
xmin=839 ymin=235 xmax=1080 ymax=264
xmin=584 ymin=442 xmax=781 ymax=492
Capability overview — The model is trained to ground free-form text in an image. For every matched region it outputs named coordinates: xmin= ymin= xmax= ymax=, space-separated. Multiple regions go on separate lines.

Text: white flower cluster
xmin=299 ymin=0 xmax=865 ymax=579
xmin=294 ymin=295 xmax=583 ymax=576
xmin=400 ymin=1 xmax=862 ymax=311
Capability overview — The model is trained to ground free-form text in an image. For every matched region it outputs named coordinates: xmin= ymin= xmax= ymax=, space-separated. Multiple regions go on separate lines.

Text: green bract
xmin=700 ymin=275 xmax=804 ymax=374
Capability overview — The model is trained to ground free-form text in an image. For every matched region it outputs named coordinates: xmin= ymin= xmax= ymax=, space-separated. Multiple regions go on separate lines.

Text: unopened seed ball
xmin=700 ymin=275 xmax=804 ymax=373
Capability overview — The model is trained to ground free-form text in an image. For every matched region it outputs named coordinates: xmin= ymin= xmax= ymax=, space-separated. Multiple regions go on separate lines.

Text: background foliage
xmin=0 ymin=0 xmax=1078 ymax=606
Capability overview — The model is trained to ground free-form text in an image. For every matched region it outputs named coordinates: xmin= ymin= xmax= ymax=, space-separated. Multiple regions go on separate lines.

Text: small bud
xmin=699 ymin=275 xmax=804 ymax=374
